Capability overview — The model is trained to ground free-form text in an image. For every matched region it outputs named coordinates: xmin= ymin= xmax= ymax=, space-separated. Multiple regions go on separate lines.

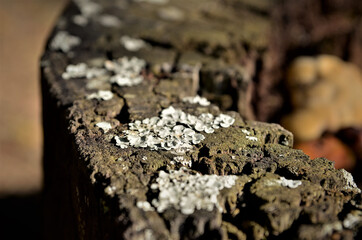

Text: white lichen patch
xmin=75 ymin=0 xmax=123 ymax=29
xmin=62 ymin=56 xmax=147 ymax=87
xmin=72 ymin=15 xmax=89 ymax=26
xmin=50 ymin=31 xmax=81 ymax=52
xmin=62 ymin=63 xmax=87 ymax=79
xmin=150 ymin=168 xmax=238 ymax=215
xmin=343 ymin=210 xmax=362 ymax=229
xmin=74 ymin=0 xmax=102 ymax=18
xmin=133 ymin=0 xmax=169 ymax=4
xmin=62 ymin=63 xmax=106 ymax=80
xmin=96 ymin=122 xmax=112 ymax=133
xmin=246 ymin=136 xmax=258 ymax=141
xmin=114 ymin=106 xmax=235 ymax=153
xmin=120 ymin=36 xmax=148 ymax=52
xmin=182 ymin=95 xmax=210 ymax=106
xmin=173 ymin=156 xmax=192 ymax=167
xmin=158 ymin=6 xmax=185 ymax=21
xmin=276 ymin=177 xmax=302 ymax=188
xmin=106 ymin=57 xmax=146 ymax=87
xmin=98 ymin=14 xmax=122 ymax=28
xmin=104 ymin=185 xmax=117 ymax=196
xmin=241 ymin=129 xmax=251 ymax=135
xmin=319 ymin=222 xmax=343 ymax=237
xmin=280 ymin=138 xmax=289 ymax=146
xmin=242 ymin=129 xmax=258 ymax=142
xmin=136 ymin=201 xmax=155 ymax=212
xmin=341 ymin=169 xmax=361 ymax=193
xmin=266 ymin=177 xmax=302 ymax=189
xmin=87 ymin=90 xmax=113 ymax=101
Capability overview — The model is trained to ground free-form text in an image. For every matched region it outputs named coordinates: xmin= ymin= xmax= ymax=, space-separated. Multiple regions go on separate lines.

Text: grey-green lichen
xmin=172 ymin=156 xmax=191 ymax=167
xmin=95 ymin=122 xmax=112 ymax=133
xmin=73 ymin=0 xmax=122 ymax=28
xmin=340 ymin=169 xmax=361 ymax=193
xmin=133 ymin=0 xmax=169 ymax=4
xmin=136 ymin=201 xmax=155 ymax=212
xmin=182 ymin=95 xmax=210 ymax=106
xmin=97 ymin=14 xmax=122 ymax=28
xmin=62 ymin=63 xmax=106 ymax=80
xmin=150 ymin=168 xmax=238 ymax=215
xmin=265 ymin=176 xmax=302 ymax=189
xmin=114 ymin=106 xmax=235 ymax=154
xmin=61 ymin=57 xmax=146 ymax=87
xmin=120 ymin=36 xmax=149 ymax=51
xmin=342 ymin=210 xmax=362 ymax=229
xmin=50 ymin=31 xmax=81 ymax=52
xmin=106 ymin=57 xmax=146 ymax=86
xmin=87 ymin=90 xmax=113 ymax=100
xmin=74 ymin=0 xmax=102 ymax=18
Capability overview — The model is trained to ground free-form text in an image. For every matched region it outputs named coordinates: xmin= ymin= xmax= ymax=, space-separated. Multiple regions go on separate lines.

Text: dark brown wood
xmin=42 ymin=0 xmax=362 ymax=239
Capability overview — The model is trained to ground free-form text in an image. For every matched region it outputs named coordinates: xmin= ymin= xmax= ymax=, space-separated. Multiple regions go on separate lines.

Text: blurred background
xmin=0 ymin=0 xmax=68 ymax=238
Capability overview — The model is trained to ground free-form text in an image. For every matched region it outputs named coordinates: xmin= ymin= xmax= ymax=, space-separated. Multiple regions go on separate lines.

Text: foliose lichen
xmin=241 ymin=129 xmax=251 ymax=135
xmin=106 ymin=57 xmax=146 ymax=87
xmin=265 ymin=177 xmax=302 ymax=189
xmin=74 ymin=0 xmax=102 ymax=18
xmin=87 ymin=90 xmax=113 ymax=101
xmin=133 ymin=0 xmax=169 ymax=4
xmin=340 ymin=169 xmax=361 ymax=193
xmin=246 ymin=136 xmax=258 ymax=141
xmin=114 ymin=106 xmax=235 ymax=154
xmin=136 ymin=201 xmax=155 ymax=212
xmin=241 ymin=128 xmax=259 ymax=142
xmin=182 ymin=95 xmax=210 ymax=106
xmin=343 ymin=210 xmax=362 ymax=229
xmin=96 ymin=122 xmax=112 ymax=133
xmin=150 ymin=168 xmax=238 ymax=215
xmin=173 ymin=156 xmax=192 ymax=167
xmin=73 ymin=0 xmax=122 ymax=28
xmin=97 ymin=14 xmax=122 ymax=28
xmin=61 ymin=63 xmax=106 ymax=80
xmin=104 ymin=185 xmax=117 ymax=196
xmin=120 ymin=36 xmax=148 ymax=52
xmin=72 ymin=14 xmax=88 ymax=26
xmin=50 ymin=31 xmax=81 ymax=52
xmin=62 ymin=57 xmax=146 ymax=87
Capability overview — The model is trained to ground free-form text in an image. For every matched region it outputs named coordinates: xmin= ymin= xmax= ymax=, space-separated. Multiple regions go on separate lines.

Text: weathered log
xmin=42 ymin=0 xmax=362 ymax=239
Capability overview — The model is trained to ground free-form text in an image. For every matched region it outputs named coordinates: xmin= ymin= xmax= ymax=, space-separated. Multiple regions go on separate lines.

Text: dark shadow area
xmin=0 ymin=193 xmax=42 ymax=240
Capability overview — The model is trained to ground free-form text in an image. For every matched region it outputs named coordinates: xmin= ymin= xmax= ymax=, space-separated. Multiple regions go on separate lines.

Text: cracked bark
xmin=42 ymin=0 xmax=362 ymax=239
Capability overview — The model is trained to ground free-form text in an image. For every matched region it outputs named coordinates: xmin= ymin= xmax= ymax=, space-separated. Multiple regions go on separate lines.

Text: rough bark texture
xmin=42 ymin=0 xmax=362 ymax=239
